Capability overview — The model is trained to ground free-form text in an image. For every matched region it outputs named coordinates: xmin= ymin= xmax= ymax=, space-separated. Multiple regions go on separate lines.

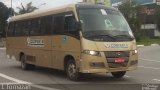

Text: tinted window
xmin=40 ymin=16 xmax=52 ymax=35
xmin=64 ymin=15 xmax=76 ymax=32
xmin=15 ymin=22 xmax=22 ymax=36
xmin=54 ymin=15 xmax=64 ymax=34
xmin=22 ymin=20 xmax=30 ymax=36
xmin=8 ymin=22 xmax=15 ymax=37
xmin=64 ymin=15 xmax=79 ymax=37
xmin=30 ymin=18 xmax=40 ymax=36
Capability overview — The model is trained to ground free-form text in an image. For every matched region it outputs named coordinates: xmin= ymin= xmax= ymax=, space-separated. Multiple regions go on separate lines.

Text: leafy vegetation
xmin=137 ymin=37 xmax=160 ymax=45
xmin=0 ymin=2 xmax=12 ymax=37
xmin=0 ymin=1 xmax=38 ymax=37
xmin=16 ymin=2 xmax=38 ymax=15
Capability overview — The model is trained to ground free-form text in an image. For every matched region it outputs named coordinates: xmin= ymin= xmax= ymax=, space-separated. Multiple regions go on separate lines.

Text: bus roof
xmin=9 ymin=3 xmax=116 ymax=22
xmin=10 ymin=4 xmax=75 ymax=22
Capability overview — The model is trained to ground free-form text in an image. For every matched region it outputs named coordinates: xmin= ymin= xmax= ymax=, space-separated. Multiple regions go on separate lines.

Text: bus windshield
xmin=78 ymin=8 xmax=134 ymax=41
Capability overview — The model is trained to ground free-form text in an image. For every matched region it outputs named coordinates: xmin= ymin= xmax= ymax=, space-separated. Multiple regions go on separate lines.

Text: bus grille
xmin=104 ymin=51 xmax=130 ymax=68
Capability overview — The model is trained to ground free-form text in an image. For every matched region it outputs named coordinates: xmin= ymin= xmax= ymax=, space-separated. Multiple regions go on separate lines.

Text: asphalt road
xmin=0 ymin=46 xmax=160 ymax=90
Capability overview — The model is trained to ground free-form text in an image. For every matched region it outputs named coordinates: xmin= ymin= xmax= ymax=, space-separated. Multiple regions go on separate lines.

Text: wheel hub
xmin=68 ymin=64 xmax=76 ymax=78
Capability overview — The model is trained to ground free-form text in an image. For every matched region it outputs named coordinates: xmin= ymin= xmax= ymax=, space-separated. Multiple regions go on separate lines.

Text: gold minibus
xmin=6 ymin=3 xmax=138 ymax=81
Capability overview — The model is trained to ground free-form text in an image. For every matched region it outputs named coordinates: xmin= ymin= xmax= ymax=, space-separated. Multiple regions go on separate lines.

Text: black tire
xmin=20 ymin=55 xmax=35 ymax=70
xmin=111 ymin=71 xmax=126 ymax=78
xmin=66 ymin=60 xmax=79 ymax=81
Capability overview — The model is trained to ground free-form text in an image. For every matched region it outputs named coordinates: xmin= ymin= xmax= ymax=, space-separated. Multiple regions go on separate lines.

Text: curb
xmin=137 ymin=44 xmax=159 ymax=47
xmin=0 ymin=47 xmax=6 ymax=49
xmin=137 ymin=45 xmax=144 ymax=47
xmin=151 ymin=44 xmax=160 ymax=46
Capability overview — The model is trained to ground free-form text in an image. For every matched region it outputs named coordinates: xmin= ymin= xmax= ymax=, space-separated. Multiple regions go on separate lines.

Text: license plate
xmin=115 ymin=58 xmax=125 ymax=63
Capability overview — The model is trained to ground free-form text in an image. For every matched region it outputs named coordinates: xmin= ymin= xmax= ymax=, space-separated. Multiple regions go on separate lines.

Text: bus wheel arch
xmin=19 ymin=52 xmax=24 ymax=61
xmin=19 ymin=52 xmax=35 ymax=70
xmin=64 ymin=55 xmax=79 ymax=81
xmin=64 ymin=55 xmax=75 ymax=71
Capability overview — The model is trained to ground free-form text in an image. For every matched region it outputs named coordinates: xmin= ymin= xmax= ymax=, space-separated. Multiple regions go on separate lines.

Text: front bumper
xmin=79 ymin=64 xmax=138 ymax=73
xmin=79 ymin=51 xmax=138 ymax=73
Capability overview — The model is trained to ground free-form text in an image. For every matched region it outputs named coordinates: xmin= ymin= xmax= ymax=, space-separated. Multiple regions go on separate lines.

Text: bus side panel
xmin=51 ymin=35 xmax=81 ymax=70
xmin=26 ymin=36 xmax=52 ymax=68
xmin=6 ymin=36 xmax=54 ymax=68
xmin=6 ymin=37 xmax=27 ymax=61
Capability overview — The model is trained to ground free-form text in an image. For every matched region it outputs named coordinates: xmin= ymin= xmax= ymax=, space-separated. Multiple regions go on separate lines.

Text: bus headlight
xmin=83 ymin=50 xmax=101 ymax=56
xmin=132 ymin=50 xmax=138 ymax=55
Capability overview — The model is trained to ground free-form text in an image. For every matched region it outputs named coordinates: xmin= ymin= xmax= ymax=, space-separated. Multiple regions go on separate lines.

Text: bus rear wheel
xmin=66 ymin=60 xmax=79 ymax=81
xmin=111 ymin=71 xmax=126 ymax=78
xmin=20 ymin=55 xmax=35 ymax=70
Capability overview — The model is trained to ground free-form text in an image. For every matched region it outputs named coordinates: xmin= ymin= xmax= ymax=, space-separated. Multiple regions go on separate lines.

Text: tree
xmin=0 ymin=2 xmax=11 ymax=37
xmin=118 ymin=0 xmax=141 ymax=39
xmin=16 ymin=2 xmax=38 ymax=15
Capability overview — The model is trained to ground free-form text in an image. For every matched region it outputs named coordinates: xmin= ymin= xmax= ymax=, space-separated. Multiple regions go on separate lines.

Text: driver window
xmin=64 ymin=15 xmax=76 ymax=32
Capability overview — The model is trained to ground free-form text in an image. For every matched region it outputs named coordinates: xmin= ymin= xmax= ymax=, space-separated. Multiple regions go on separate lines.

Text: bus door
xmin=51 ymin=13 xmax=79 ymax=70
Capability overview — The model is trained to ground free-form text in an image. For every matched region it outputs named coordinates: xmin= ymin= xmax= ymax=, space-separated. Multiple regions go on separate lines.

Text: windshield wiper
xmin=113 ymin=35 xmax=134 ymax=39
xmin=86 ymin=34 xmax=116 ymax=40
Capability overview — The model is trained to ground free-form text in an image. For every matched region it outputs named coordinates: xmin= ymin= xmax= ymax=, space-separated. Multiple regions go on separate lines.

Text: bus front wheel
xmin=20 ymin=55 xmax=35 ymax=70
xmin=111 ymin=71 xmax=126 ymax=78
xmin=66 ymin=60 xmax=79 ymax=81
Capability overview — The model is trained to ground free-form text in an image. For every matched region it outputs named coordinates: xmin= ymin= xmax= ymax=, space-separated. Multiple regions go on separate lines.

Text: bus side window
xmin=22 ymin=21 xmax=30 ymax=36
xmin=53 ymin=15 xmax=64 ymax=34
xmin=40 ymin=16 xmax=52 ymax=35
xmin=64 ymin=16 xmax=76 ymax=32
xmin=15 ymin=22 xmax=22 ymax=36
xmin=8 ymin=22 xmax=15 ymax=37
xmin=64 ymin=15 xmax=79 ymax=36
xmin=30 ymin=18 xmax=41 ymax=36
xmin=22 ymin=21 xmax=29 ymax=36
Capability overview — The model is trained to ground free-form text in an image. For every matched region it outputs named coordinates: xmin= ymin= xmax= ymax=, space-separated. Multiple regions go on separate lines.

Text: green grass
xmin=137 ymin=37 xmax=160 ymax=45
